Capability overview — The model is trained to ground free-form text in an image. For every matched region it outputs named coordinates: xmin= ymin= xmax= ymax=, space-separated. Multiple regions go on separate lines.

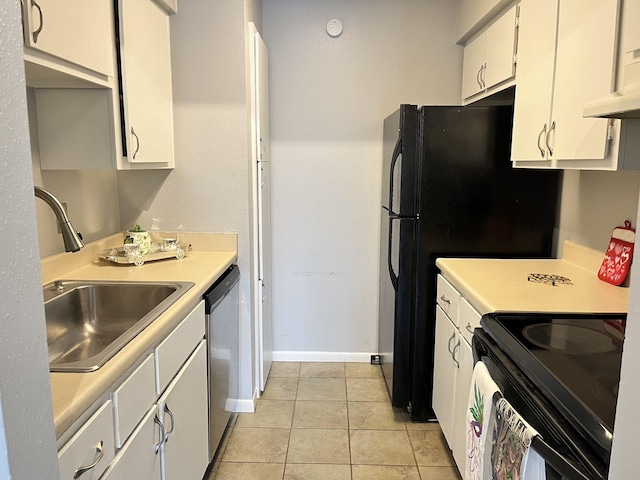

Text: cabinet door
xmin=119 ymin=0 xmax=175 ymax=165
xmin=623 ymin=0 xmax=640 ymax=54
xmin=462 ymin=32 xmax=486 ymax=100
xmin=511 ymin=0 xmax=558 ymax=162
xmin=451 ymin=338 xmax=473 ymax=474
xmin=551 ymin=0 xmax=618 ymax=160
xmin=432 ymin=306 xmax=457 ymax=446
xmin=160 ymin=340 xmax=209 ymax=480
xmin=23 ymin=0 xmax=114 ymax=77
xmin=99 ymin=406 xmax=162 ymax=480
xmin=58 ymin=401 xmax=115 ymax=480
xmin=483 ymin=5 xmax=517 ymax=90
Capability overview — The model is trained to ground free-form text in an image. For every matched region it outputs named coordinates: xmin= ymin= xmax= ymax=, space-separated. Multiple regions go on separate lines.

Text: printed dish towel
xmin=465 ymin=361 xmax=500 ymax=480
xmin=489 ymin=397 xmax=544 ymax=480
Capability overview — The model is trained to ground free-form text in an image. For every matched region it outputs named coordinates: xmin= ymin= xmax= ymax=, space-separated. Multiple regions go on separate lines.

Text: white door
xmin=452 ymin=338 xmax=473 ymax=473
xmin=159 ymin=341 xmax=209 ymax=480
xmin=255 ymin=28 xmax=273 ymax=391
xmin=510 ymin=0 xmax=557 ymax=162
xmin=432 ymin=306 xmax=457 ymax=446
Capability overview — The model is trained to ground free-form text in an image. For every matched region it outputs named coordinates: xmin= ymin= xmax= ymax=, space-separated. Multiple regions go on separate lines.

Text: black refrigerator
xmin=378 ymin=104 xmax=561 ymax=421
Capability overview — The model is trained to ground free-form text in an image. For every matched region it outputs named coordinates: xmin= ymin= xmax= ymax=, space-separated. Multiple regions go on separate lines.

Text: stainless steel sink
xmin=43 ymin=280 xmax=194 ymax=372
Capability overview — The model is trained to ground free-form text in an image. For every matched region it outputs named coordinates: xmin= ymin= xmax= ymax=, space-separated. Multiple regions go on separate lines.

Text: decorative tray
xmin=100 ymin=242 xmax=191 ymax=266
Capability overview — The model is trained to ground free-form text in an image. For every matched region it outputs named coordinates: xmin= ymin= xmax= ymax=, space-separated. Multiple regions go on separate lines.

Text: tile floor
xmin=207 ymin=362 xmax=462 ymax=480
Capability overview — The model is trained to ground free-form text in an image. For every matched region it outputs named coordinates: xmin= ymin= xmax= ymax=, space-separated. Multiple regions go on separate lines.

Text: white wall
xmin=557 ymin=170 xmax=640 ymax=255
xmin=27 ymin=90 xmax=121 ymax=258
xmin=0 ymin=1 xmax=60 ymax=478
xmin=117 ymin=0 xmax=261 ymax=404
xmin=263 ymin=0 xmax=463 ymax=358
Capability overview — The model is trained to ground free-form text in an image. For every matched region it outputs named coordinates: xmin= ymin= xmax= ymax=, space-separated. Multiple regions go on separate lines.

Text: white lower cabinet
xmin=58 ymin=401 xmax=115 ymax=480
xmin=58 ymin=300 xmax=209 ymax=480
xmin=99 ymin=407 xmax=162 ymax=480
xmin=159 ymin=340 xmax=209 ymax=480
xmin=432 ymin=274 xmax=482 ymax=476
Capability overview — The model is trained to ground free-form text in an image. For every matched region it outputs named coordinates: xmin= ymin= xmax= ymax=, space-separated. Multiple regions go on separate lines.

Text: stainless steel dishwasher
xmin=203 ymin=264 xmax=240 ymax=461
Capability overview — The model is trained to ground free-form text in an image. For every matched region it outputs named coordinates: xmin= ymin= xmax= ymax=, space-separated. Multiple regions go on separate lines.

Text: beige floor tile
xmin=351 ymin=465 xmax=420 ymax=480
xmin=346 ymin=378 xmax=389 ymax=402
xmin=297 ymin=377 xmax=346 ymax=401
xmin=348 ymin=401 xmax=405 ymax=430
xmin=270 ymin=362 xmax=301 ymax=378
xmin=287 ymin=428 xmax=350 ymax=464
xmin=261 ymin=377 xmax=299 ymax=400
xmin=214 ymin=462 xmax=285 ymax=480
xmin=408 ymin=430 xmax=455 ymax=467
xmin=300 ymin=362 xmax=346 ymax=378
xmin=418 ymin=466 xmax=462 ymax=480
xmin=345 ymin=363 xmax=383 ymax=379
xmin=293 ymin=400 xmax=348 ymax=429
xmin=349 ymin=430 xmax=416 ymax=466
xmin=235 ymin=400 xmax=295 ymax=428
xmin=221 ymin=427 xmax=290 ymax=463
xmin=405 ymin=420 xmax=442 ymax=431
xmin=284 ymin=463 xmax=352 ymax=480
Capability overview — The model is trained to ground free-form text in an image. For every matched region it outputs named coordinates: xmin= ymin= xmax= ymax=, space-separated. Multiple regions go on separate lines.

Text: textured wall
xmin=0 ymin=1 xmax=60 ymax=478
xmin=263 ymin=0 xmax=463 ymax=356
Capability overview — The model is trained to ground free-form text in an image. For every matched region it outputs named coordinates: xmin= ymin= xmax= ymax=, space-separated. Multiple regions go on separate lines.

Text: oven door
xmin=472 ymin=329 xmax=607 ymax=480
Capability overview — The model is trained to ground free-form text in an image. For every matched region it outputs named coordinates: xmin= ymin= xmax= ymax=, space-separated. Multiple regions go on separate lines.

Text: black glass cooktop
xmin=481 ymin=312 xmax=626 ymax=455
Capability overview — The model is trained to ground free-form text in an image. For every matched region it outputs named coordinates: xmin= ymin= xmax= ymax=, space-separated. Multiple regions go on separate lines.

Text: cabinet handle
xmin=31 ymin=0 xmax=43 ymax=43
xmin=537 ymin=124 xmax=547 ymax=158
xmin=163 ymin=404 xmax=175 ymax=443
xmin=154 ymin=414 xmax=165 ymax=454
xmin=480 ymin=63 xmax=486 ymax=89
xmin=546 ymin=121 xmax=555 ymax=157
xmin=452 ymin=340 xmax=461 ymax=369
xmin=439 ymin=295 xmax=450 ymax=306
xmin=262 ymin=282 xmax=267 ymax=302
xmin=476 ymin=66 xmax=483 ymax=89
xmin=465 ymin=323 xmax=474 ymax=334
xmin=447 ymin=332 xmax=455 ymax=354
xmin=131 ymin=127 xmax=140 ymax=160
xmin=73 ymin=441 xmax=104 ymax=479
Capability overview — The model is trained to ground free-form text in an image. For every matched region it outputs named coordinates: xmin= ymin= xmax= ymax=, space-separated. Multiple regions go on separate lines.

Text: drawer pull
xmin=154 ymin=414 xmax=165 ymax=454
xmin=73 ymin=441 xmax=104 ymax=479
xmin=31 ymin=0 xmax=44 ymax=43
xmin=465 ymin=323 xmax=474 ymax=334
xmin=440 ymin=295 xmax=451 ymax=306
xmin=163 ymin=404 xmax=175 ymax=443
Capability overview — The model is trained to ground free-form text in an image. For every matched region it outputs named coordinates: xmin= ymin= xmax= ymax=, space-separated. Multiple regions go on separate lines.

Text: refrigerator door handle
xmin=387 ymin=216 xmax=398 ymax=290
xmin=388 ymin=135 xmax=402 ymax=216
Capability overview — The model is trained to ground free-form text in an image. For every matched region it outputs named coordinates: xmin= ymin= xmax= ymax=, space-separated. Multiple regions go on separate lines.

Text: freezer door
xmin=381 ymin=106 xmax=419 ymax=216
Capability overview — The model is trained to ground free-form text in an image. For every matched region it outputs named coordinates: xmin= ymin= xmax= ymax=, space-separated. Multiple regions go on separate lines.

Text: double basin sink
xmin=44 ymin=280 xmax=193 ymax=372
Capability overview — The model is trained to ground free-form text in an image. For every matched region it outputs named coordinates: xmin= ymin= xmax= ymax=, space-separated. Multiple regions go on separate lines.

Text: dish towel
xmin=489 ymin=396 xmax=545 ymax=480
xmin=465 ymin=361 xmax=500 ymax=480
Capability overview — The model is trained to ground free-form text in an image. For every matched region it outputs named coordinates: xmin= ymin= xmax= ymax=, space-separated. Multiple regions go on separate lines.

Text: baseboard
xmin=271 ymin=351 xmax=376 ymax=363
xmin=227 ymin=396 xmax=256 ymax=413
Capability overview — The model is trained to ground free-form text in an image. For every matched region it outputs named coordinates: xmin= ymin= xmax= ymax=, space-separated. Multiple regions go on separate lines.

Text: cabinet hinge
xmin=515 ymin=4 xmax=520 ymax=27
xmin=513 ymin=53 xmax=517 ymax=66
xmin=608 ymin=121 xmax=616 ymax=141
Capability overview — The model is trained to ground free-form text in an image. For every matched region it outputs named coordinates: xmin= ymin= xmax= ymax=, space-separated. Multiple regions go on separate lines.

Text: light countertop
xmin=43 ymin=233 xmax=237 ymax=440
xmin=436 ymin=241 xmax=630 ymax=315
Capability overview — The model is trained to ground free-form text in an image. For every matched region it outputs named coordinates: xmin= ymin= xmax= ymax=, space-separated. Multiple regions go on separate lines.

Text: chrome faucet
xmin=34 ymin=186 xmax=84 ymax=252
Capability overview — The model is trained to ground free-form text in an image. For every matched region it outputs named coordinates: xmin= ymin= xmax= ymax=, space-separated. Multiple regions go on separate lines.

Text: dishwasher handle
xmin=204 ymin=264 xmax=240 ymax=312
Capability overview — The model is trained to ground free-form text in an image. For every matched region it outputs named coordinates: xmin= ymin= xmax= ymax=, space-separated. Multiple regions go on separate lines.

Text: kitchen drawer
xmin=58 ymin=400 xmax=115 ymax=480
xmin=437 ymin=275 xmax=461 ymax=326
xmin=155 ymin=300 xmax=205 ymax=395
xmin=112 ymin=354 xmax=156 ymax=448
xmin=459 ymin=297 xmax=481 ymax=345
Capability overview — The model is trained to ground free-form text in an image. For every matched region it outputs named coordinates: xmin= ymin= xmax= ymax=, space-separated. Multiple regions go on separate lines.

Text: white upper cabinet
xmin=461 ymin=4 xmax=518 ymax=102
xmin=623 ymin=0 xmax=640 ymax=54
xmin=118 ymin=0 xmax=175 ymax=167
xmin=455 ymin=0 xmax=515 ymax=43
xmin=511 ymin=0 xmax=636 ymax=169
xmin=22 ymin=0 xmax=114 ymax=79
